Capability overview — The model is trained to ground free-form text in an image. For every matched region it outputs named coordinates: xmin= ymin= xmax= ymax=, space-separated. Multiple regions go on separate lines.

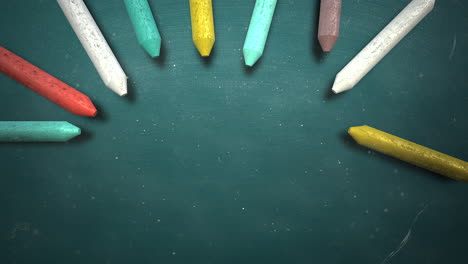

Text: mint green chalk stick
xmin=124 ymin=0 xmax=162 ymax=57
xmin=0 ymin=122 xmax=81 ymax=142
xmin=243 ymin=0 xmax=277 ymax=66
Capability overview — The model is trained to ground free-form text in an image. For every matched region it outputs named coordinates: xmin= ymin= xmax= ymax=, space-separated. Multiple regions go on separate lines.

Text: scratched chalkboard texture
xmin=0 ymin=0 xmax=467 ymax=263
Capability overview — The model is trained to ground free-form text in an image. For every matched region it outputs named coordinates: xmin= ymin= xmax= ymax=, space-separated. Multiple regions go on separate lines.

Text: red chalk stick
xmin=318 ymin=0 xmax=341 ymax=52
xmin=0 ymin=46 xmax=97 ymax=117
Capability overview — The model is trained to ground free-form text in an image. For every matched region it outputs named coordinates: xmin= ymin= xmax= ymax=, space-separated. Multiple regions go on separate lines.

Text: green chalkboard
xmin=1 ymin=0 xmax=467 ymax=263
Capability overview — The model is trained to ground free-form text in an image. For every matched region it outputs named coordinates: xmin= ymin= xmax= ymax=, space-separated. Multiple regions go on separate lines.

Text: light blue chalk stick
xmin=0 ymin=121 xmax=81 ymax=142
xmin=124 ymin=0 xmax=162 ymax=57
xmin=243 ymin=0 xmax=277 ymax=66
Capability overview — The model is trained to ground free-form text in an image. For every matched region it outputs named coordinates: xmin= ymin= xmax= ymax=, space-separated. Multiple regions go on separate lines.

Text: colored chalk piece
xmin=57 ymin=0 xmax=128 ymax=96
xmin=0 ymin=47 xmax=97 ymax=117
xmin=349 ymin=126 xmax=468 ymax=182
xmin=318 ymin=0 xmax=341 ymax=52
xmin=190 ymin=0 xmax=215 ymax=56
xmin=332 ymin=0 xmax=435 ymax=93
xmin=243 ymin=0 xmax=277 ymax=66
xmin=124 ymin=0 xmax=162 ymax=58
xmin=0 ymin=122 xmax=81 ymax=142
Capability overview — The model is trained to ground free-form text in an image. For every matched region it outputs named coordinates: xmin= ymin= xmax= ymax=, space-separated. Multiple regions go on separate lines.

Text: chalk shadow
xmin=69 ymin=127 xmax=94 ymax=144
xmin=242 ymin=52 xmax=263 ymax=76
xmin=124 ymin=80 xmax=136 ymax=103
xmin=152 ymin=44 xmax=167 ymax=67
xmin=311 ymin=0 xmax=325 ymax=62
xmin=93 ymin=101 xmax=109 ymax=122
xmin=323 ymin=78 xmax=339 ymax=101
xmin=147 ymin=0 xmax=167 ymax=67
xmin=196 ymin=45 xmax=217 ymax=68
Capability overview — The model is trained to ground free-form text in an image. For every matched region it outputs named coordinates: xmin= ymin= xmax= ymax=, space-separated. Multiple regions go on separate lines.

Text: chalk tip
xmin=70 ymin=104 xmax=98 ymax=117
xmin=140 ymin=38 xmax=161 ymax=58
xmin=193 ymin=37 xmax=215 ymax=57
xmin=82 ymin=96 xmax=98 ymax=117
xmin=76 ymin=108 xmax=98 ymax=117
xmin=88 ymin=108 xmax=98 ymax=117
xmin=105 ymin=76 xmax=128 ymax=96
xmin=347 ymin=126 xmax=359 ymax=136
xmin=243 ymin=48 xmax=262 ymax=67
xmin=331 ymin=75 xmax=353 ymax=94
xmin=318 ymin=35 xmax=338 ymax=52
xmin=63 ymin=122 xmax=82 ymax=141
xmin=348 ymin=126 xmax=371 ymax=143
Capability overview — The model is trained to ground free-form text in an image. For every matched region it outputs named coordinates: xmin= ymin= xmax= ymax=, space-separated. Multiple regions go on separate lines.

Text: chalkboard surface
xmin=1 ymin=0 xmax=467 ymax=263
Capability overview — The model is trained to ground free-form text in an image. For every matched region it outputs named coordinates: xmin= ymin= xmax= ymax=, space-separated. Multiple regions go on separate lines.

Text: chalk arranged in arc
xmin=0 ymin=121 xmax=81 ymax=142
xmin=349 ymin=126 xmax=468 ymax=182
xmin=243 ymin=0 xmax=277 ymax=67
xmin=3 ymin=0 xmax=451 ymax=189
xmin=190 ymin=0 xmax=215 ymax=57
xmin=332 ymin=0 xmax=435 ymax=94
xmin=0 ymin=46 xmax=97 ymax=117
xmin=57 ymin=0 xmax=128 ymax=96
xmin=124 ymin=0 xmax=162 ymax=58
xmin=318 ymin=0 xmax=341 ymax=52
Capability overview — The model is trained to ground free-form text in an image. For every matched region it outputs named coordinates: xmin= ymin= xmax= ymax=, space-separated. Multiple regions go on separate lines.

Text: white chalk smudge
xmin=449 ymin=34 xmax=457 ymax=61
xmin=380 ymin=203 xmax=429 ymax=264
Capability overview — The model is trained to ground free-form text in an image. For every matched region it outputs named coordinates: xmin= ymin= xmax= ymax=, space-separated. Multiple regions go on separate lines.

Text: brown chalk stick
xmin=318 ymin=0 xmax=341 ymax=52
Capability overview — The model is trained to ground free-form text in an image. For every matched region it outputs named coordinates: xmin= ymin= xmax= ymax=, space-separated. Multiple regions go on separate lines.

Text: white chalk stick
xmin=57 ymin=0 xmax=128 ymax=96
xmin=332 ymin=0 xmax=435 ymax=94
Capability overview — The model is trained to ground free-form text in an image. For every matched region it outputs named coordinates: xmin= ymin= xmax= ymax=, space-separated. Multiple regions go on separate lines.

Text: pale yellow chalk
xmin=349 ymin=126 xmax=468 ymax=182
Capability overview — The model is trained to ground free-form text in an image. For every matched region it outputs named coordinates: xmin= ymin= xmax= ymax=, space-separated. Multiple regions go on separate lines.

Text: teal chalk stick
xmin=0 ymin=122 xmax=81 ymax=142
xmin=124 ymin=0 xmax=162 ymax=57
xmin=243 ymin=0 xmax=277 ymax=66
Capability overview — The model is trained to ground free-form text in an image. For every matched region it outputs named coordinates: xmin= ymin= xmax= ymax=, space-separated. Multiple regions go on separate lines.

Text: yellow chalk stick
xmin=348 ymin=126 xmax=468 ymax=182
xmin=190 ymin=0 xmax=215 ymax=56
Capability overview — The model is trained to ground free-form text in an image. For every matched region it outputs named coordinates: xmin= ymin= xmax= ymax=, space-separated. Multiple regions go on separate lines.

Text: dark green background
xmin=1 ymin=0 xmax=467 ymax=263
